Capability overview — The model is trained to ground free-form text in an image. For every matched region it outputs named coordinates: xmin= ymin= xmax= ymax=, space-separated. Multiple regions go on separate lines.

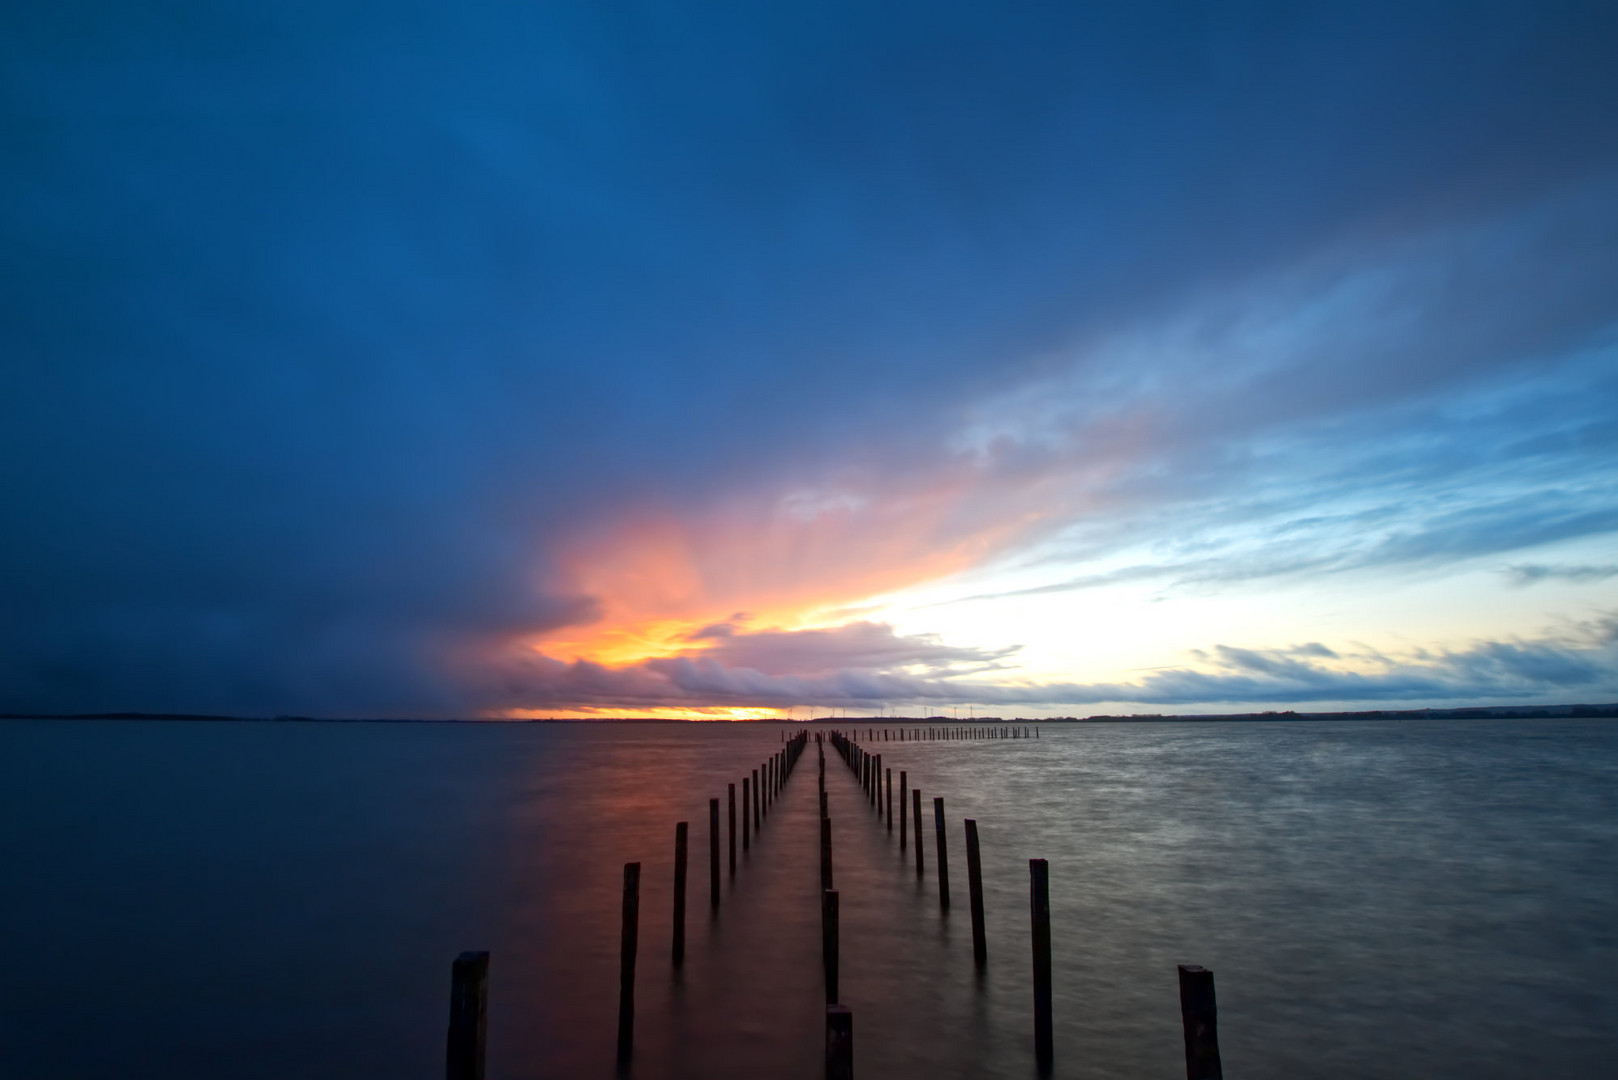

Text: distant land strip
xmin=3 ymin=705 xmax=1617 ymax=723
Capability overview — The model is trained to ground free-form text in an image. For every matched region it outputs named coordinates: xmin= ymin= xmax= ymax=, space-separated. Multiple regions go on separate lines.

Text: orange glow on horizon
xmin=501 ymin=705 xmax=792 ymax=721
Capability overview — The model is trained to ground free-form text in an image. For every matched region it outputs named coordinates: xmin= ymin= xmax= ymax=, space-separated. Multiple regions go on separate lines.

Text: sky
xmin=3 ymin=1 xmax=1617 ymax=718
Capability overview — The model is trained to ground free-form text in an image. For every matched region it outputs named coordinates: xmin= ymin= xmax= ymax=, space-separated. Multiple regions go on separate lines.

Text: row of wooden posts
xmin=444 ymin=723 xmax=1223 ymax=1079
xmin=823 ymin=725 xmax=1223 ymax=1079
xmin=445 ymin=730 xmax=811 ymax=1080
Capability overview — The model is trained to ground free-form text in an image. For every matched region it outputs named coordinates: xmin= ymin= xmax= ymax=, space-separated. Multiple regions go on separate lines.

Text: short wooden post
xmin=821 ymin=815 xmax=834 ymax=891
xmin=826 ymin=1004 xmax=853 ymax=1080
xmin=822 ymin=889 xmax=839 ymax=1003
xmin=446 ymin=950 xmax=488 ymax=1080
xmin=899 ymin=771 xmax=908 ymax=850
xmin=933 ymin=797 xmax=950 ymax=909
xmin=912 ymin=789 xmax=924 ymax=877
xmin=742 ymin=777 xmax=751 ymax=851
xmin=617 ymin=862 xmax=640 ymax=1064
xmin=965 ymin=819 xmax=986 ymax=967
xmin=1178 ymin=965 xmax=1223 ymax=1080
xmin=728 ymin=783 xmax=737 ymax=874
xmin=709 ymin=798 xmax=720 ymax=907
xmin=1031 ymin=859 xmax=1053 ymax=1070
xmin=673 ymin=822 xmax=688 ymax=967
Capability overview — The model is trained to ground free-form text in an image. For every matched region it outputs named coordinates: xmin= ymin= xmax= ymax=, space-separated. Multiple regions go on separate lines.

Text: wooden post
xmin=965 ymin=819 xmax=986 ymax=967
xmin=885 ymin=768 xmax=893 ymax=831
xmin=743 ymin=777 xmax=751 ymax=851
xmin=821 ymin=815 xmax=834 ymax=891
xmin=617 ymin=862 xmax=640 ymax=1064
xmin=753 ymin=767 xmax=761 ymax=829
xmin=445 ymin=950 xmax=488 ymax=1080
xmin=826 ymin=1004 xmax=853 ymax=1080
xmin=933 ymin=797 xmax=950 ymax=909
xmin=822 ymin=888 xmax=839 ymax=1003
xmin=912 ymin=789 xmax=924 ymax=877
xmin=673 ymin=822 xmax=688 ymax=967
xmin=1031 ymin=859 xmax=1053 ymax=1070
xmin=709 ymin=798 xmax=720 ymax=908
xmin=899 ymin=771 xmax=908 ymax=850
xmin=1178 ymin=965 xmax=1223 ymax=1080
xmin=728 ymin=783 xmax=737 ymax=874
xmin=821 ymin=790 xmax=828 ymax=820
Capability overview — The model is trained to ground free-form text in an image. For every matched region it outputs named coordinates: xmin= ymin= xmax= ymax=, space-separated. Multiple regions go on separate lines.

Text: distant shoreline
xmin=4 ymin=705 xmax=1616 ymax=724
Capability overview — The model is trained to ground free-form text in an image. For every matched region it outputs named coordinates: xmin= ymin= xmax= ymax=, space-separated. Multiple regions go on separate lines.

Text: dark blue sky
xmin=4 ymin=2 xmax=1617 ymax=716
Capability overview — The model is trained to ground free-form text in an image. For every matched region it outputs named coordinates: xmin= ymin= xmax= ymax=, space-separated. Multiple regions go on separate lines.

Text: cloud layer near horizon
xmin=3 ymin=2 xmax=1618 ymax=715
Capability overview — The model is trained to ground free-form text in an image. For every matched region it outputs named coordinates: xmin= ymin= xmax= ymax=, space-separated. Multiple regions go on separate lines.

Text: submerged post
xmin=912 ymin=789 xmax=924 ymax=877
xmin=617 ymin=862 xmax=640 ymax=1065
xmin=826 ymin=1004 xmax=853 ymax=1080
xmin=1031 ymin=859 xmax=1053 ymax=1071
xmin=709 ymin=798 xmax=720 ymax=907
xmin=1178 ymin=965 xmax=1223 ymax=1080
xmin=933 ymin=797 xmax=950 ymax=909
xmin=965 ymin=819 xmax=986 ymax=967
xmin=446 ymin=950 xmax=489 ymax=1080
xmin=822 ymin=888 xmax=840 ymax=1003
xmin=673 ymin=821 xmax=688 ymax=967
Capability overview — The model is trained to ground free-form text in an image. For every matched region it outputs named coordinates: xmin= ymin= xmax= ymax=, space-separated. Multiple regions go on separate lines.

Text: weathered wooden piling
xmin=822 ymin=888 xmax=839 ymax=1003
xmin=709 ymin=798 xmax=720 ymax=907
xmin=742 ymin=777 xmax=751 ymax=851
xmin=826 ymin=1004 xmax=853 ymax=1080
xmin=964 ymin=819 xmax=986 ymax=967
xmin=821 ymin=790 xmax=828 ymax=819
xmin=617 ymin=862 xmax=640 ymax=1064
xmin=899 ymin=771 xmax=908 ymax=849
xmin=728 ymin=783 xmax=737 ymax=874
xmin=912 ymin=789 xmax=924 ymax=877
xmin=933 ymin=797 xmax=950 ymax=909
xmin=673 ymin=822 xmax=688 ymax=967
xmin=1178 ymin=965 xmax=1223 ymax=1080
xmin=753 ymin=767 xmax=761 ymax=828
xmin=821 ymin=815 xmax=834 ymax=891
xmin=1030 ymin=858 xmax=1053 ymax=1070
xmin=446 ymin=950 xmax=489 ymax=1080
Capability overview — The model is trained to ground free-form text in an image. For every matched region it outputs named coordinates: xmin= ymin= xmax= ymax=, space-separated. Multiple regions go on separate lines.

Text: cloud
xmin=469 ymin=618 xmax=1618 ymax=713
xmin=1506 ymin=563 xmax=1618 ymax=586
xmin=1 ymin=3 xmax=1617 ymax=714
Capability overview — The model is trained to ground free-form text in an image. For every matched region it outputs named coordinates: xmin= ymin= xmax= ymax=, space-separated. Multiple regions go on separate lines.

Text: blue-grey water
xmin=1 ymin=718 xmax=1614 ymax=1078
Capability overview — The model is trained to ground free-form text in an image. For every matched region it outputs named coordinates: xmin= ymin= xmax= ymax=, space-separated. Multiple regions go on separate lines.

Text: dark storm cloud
xmin=2 ymin=2 xmax=1617 ymax=714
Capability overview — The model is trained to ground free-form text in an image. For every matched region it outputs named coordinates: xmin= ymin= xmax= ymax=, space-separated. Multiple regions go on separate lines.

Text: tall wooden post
xmin=743 ymin=777 xmax=751 ymax=851
xmin=753 ymin=767 xmax=761 ymax=828
xmin=617 ymin=862 xmax=640 ymax=1065
xmin=1178 ymin=965 xmax=1223 ymax=1080
xmin=821 ymin=815 xmax=834 ymax=891
xmin=446 ymin=950 xmax=488 ymax=1080
xmin=965 ymin=819 xmax=986 ymax=967
xmin=933 ymin=796 xmax=950 ymax=909
xmin=885 ymin=768 xmax=893 ymax=830
xmin=709 ymin=798 xmax=720 ymax=907
xmin=822 ymin=889 xmax=840 ymax=1003
xmin=1031 ymin=859 xmax=1053 ymax=1070
xmin=912 ymin=789 xmax=924 ymax=877
xmin=672 ymin=822 xmax=688 ymax=967
xmin=899 ymin=771 xmax=908 ymax=850
xmin=728 ymin=783 xmax=737 ymax=874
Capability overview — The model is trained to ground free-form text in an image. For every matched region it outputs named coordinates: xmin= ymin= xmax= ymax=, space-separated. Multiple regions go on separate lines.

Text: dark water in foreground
xmin=1 ymin=719 xmax=1615 ymax=1079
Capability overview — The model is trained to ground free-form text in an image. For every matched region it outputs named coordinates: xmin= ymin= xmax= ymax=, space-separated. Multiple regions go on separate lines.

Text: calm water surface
xmin=1 ymin=719 xmax=1614 ymax=1078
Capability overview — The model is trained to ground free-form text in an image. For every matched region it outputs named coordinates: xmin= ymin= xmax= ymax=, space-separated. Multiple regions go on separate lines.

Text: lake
xmin=1 ymin=718 xmax=1614 ymax=1078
